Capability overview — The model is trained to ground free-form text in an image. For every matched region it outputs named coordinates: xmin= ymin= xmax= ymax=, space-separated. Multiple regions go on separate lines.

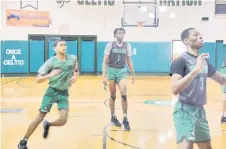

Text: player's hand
xmin=103 ymin=75 xmax=108 ymax=85
xmin=194 ymin=53 xmax=209 ymax=74
xmin=48 ymin=69 xmax=62 ymax=77
xmin=68 ymin=76 xmax=77 ymax=84
xmin=68 ymin=72 xmax=78 ymax=84
xmin=131 ymin=76 xmax=135 ymax=84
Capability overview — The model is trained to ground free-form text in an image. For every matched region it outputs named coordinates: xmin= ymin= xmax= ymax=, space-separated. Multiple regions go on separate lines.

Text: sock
xmin=111 ymin=112 xmax=115 ymax=117
xmin=123 ymin=113 xmax=127 ymax=118
xmin=223 ymin=112 xmax=226 ymax=117
xmin=23 ymin=137 xmax=28 ymax=141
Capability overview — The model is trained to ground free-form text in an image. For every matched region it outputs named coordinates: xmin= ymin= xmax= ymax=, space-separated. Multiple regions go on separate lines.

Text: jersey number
xmin=117 ymin=55 xmax=120 ymax=62
xmin=200 ymin=77 xmax=204 ymax=91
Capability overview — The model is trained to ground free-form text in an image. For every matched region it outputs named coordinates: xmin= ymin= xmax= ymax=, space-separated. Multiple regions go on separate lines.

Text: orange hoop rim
xmin=137 ymin=21 xmax=145 ymax=27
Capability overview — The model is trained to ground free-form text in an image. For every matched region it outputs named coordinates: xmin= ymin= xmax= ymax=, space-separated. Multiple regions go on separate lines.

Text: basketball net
xmin=137 ymin=21 xmax=144 ymax=27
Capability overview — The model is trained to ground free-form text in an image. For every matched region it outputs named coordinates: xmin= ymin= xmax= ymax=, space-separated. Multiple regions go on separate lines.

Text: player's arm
xmin=73 ymin=56 xmax=79 ymax=76
xmin=213 ymin=57 xmax=226 ymax=85
xmin=102 ymin=42 xmax=111 ymax=77
xmin=126 ymin=43 xmax=135 ymax=76
xmin=211 ymin=57 xmax=226 ymax=85
xmin=205 ymin=60 xmax=226 ymax=85
xmin=171 ymin=53 xmax=209 ymax=95
xmin=211 ymin=72 xmax=226 ymax=85
xmin=206 ymin=60 xmax=226 ymax=85
xmin=36 ymin=74 xmax=52 ymax=83
xmin=102 ymin=55 xmax=109 ymax=77
xmin=36 ymin=58 xmax=60 ymax=83
xmin=68 ymin=56 xmax=79 ymax=84
xmin=171 ymin=71 xmax=199 ymax=95
xmin=170 ymin=58 xmax=198 ymax=95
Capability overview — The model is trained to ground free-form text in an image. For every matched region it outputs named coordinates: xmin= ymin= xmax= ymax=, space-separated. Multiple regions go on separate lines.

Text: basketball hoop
xmin=137 ymin=21 xmax=144 ymax=27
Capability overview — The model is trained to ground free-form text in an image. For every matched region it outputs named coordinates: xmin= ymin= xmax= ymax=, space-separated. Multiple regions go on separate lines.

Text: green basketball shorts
xmin=173 ymin=101 xmax=211 ymax=143
xmin=107 ymin=67 xmax=127 ymax=83
xmin=39 ymin=87 xmax=69 ymax=113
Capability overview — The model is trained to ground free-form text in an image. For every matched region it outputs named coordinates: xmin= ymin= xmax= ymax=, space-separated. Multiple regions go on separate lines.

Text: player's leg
xmin=177 ymin=140 xmax=194 ymax=149
xmin=18 ymin=88 xmax=54 ymax=149
xmin=107 ymin=67 xmax=121 ymax=126
xmin=118 ymin=79 xmax=128 ymax=118
xmin=42 ymin=89 xmax=69 ymax=138
xmin=196 ymin=141 xmax=212 ymax=149
xmin=117 ymin=78 xmax=130 ymax=130
xmin=194 ymin=107 xmax=212 ymax=149
xmin=173 ymin=101 xmax=197 ymax=149
xmin=108 ymin=80 xmax=116 ymax=117
xmin=25 ymin=112 xmax=47 ymax=139
xmin=108 ymin=80 xmax=121 ymax=126
xmin=43 ymin=109 xmax=68 ymax=138
xmin=117 ymin=68 xmax=130 ymax=130
xmin=49 ymin=110 xmax=68 ymax=126
xmin=18 ymin=112 xmax=47 ymax=149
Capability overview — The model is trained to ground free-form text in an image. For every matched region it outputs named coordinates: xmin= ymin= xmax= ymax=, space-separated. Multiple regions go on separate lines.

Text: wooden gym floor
xmin=1 ymin=76 xmax=226 ymax=149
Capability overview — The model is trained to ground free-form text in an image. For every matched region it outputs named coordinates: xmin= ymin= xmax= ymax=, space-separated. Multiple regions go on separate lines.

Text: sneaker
xmin=111 ymin=116 xmax=122 ymax=127
xmin=221 ymin=116 xmax=226 ymax=124
xmin=43 ymin=120 xmax=50 ymax=139
xmin=18 ymin=140 xmax=27 ymax=149
xmin=122 ymin=117 xmax=130 ymax=131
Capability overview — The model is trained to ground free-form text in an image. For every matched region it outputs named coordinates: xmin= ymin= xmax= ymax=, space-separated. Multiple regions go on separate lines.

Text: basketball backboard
xmin=123 ymin=0 xmax=156 ymax=4
xmin=122 ymin=0 xmax=159 ymax=27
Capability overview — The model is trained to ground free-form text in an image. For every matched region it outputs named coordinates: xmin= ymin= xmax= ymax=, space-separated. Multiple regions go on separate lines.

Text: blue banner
xmin=1 ymin=41 xmax=28 ymax=73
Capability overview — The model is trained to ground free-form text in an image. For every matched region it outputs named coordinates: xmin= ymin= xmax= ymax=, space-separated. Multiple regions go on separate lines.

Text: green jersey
xmin=38 ymin=54 xmax=77 ymax=90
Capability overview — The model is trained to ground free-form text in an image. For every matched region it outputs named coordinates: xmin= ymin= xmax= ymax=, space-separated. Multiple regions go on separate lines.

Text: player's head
xmin=181 ymin=28 xmax=203 ymax=49
xmin=113 ymin=28 xmax=125 ymax=42
xmin=54 ymin=39 xmax=67 ymax=54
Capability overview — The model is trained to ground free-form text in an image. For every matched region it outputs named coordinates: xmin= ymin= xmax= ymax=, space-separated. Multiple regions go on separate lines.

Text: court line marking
xmin=103 ymin=99 xmax=173 ymax=112
xmin=0 ymin=77 xmax=25 ymax=102
xmin=103 ymin=123 xmax=143 ymax=149
xmin=103 ymin=124 xmax=110 ymax=149
xmin=16 ymin=78 xmax=30 ymax=88
xmin=3 ymin=77 xmax=142 ymax=148
xmin=106 ymin=129 xmax=157 ymax=132
xmin=0 ymin=77 xmax=24 ymax=85
xmin=2 ymin=78 xmax=224 ymax=148
xmin=131 ymin=93 xmax=169 ymax=96
xmin=0 ymin=99 xmax=147 ymax=103
xmin=103 ymin=100 xmax=143 ymax=149
xmin=104 ymin=99 xmax=122 ymax=110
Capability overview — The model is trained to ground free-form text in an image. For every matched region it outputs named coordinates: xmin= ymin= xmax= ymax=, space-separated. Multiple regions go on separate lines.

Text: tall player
xmin=102 ymin=28 xmax=135 ymax=131
xmin=18 ymin=40 xmax=79 ymax=149
xmin=170 ymin=28 xmax=226 ymax=149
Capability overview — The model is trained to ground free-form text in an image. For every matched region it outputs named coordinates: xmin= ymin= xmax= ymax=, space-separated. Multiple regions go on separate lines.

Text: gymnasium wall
xmin=1 ymin=0 xmax=226 ymax=74
xmin=1 ymin=1 xmax=226 ymax=41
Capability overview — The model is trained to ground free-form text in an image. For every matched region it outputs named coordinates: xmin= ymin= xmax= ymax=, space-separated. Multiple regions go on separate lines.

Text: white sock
xmin=223 ymin=112 xmax=226 ymax=117
xmin=23 ymin=137 xmax=28 ymax=141
xmin=111 ymin=112 xmax=115 ymax=117
xmin=123 ymin=113 xmax=127 ymax=118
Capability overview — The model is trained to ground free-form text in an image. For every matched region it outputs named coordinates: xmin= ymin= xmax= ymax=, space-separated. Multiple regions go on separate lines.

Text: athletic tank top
xmin=108 ymin=42 xmax=128 ymax=68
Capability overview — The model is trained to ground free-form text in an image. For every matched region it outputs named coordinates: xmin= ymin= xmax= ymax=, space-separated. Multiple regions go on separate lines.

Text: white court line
xmin=0 ymin=98 xmax=146 ymax=103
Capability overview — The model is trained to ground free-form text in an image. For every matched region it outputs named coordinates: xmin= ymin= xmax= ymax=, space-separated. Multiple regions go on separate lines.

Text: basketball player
xmin=102 ymin=28 xmax=135 ymax=130
xmin=170 ymin=28 xmax=226 ymax=149
xmin=220 ymin=56 xmax=226 ymax=124
xmin=18 ymin=40 xmax=79 ymax=149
